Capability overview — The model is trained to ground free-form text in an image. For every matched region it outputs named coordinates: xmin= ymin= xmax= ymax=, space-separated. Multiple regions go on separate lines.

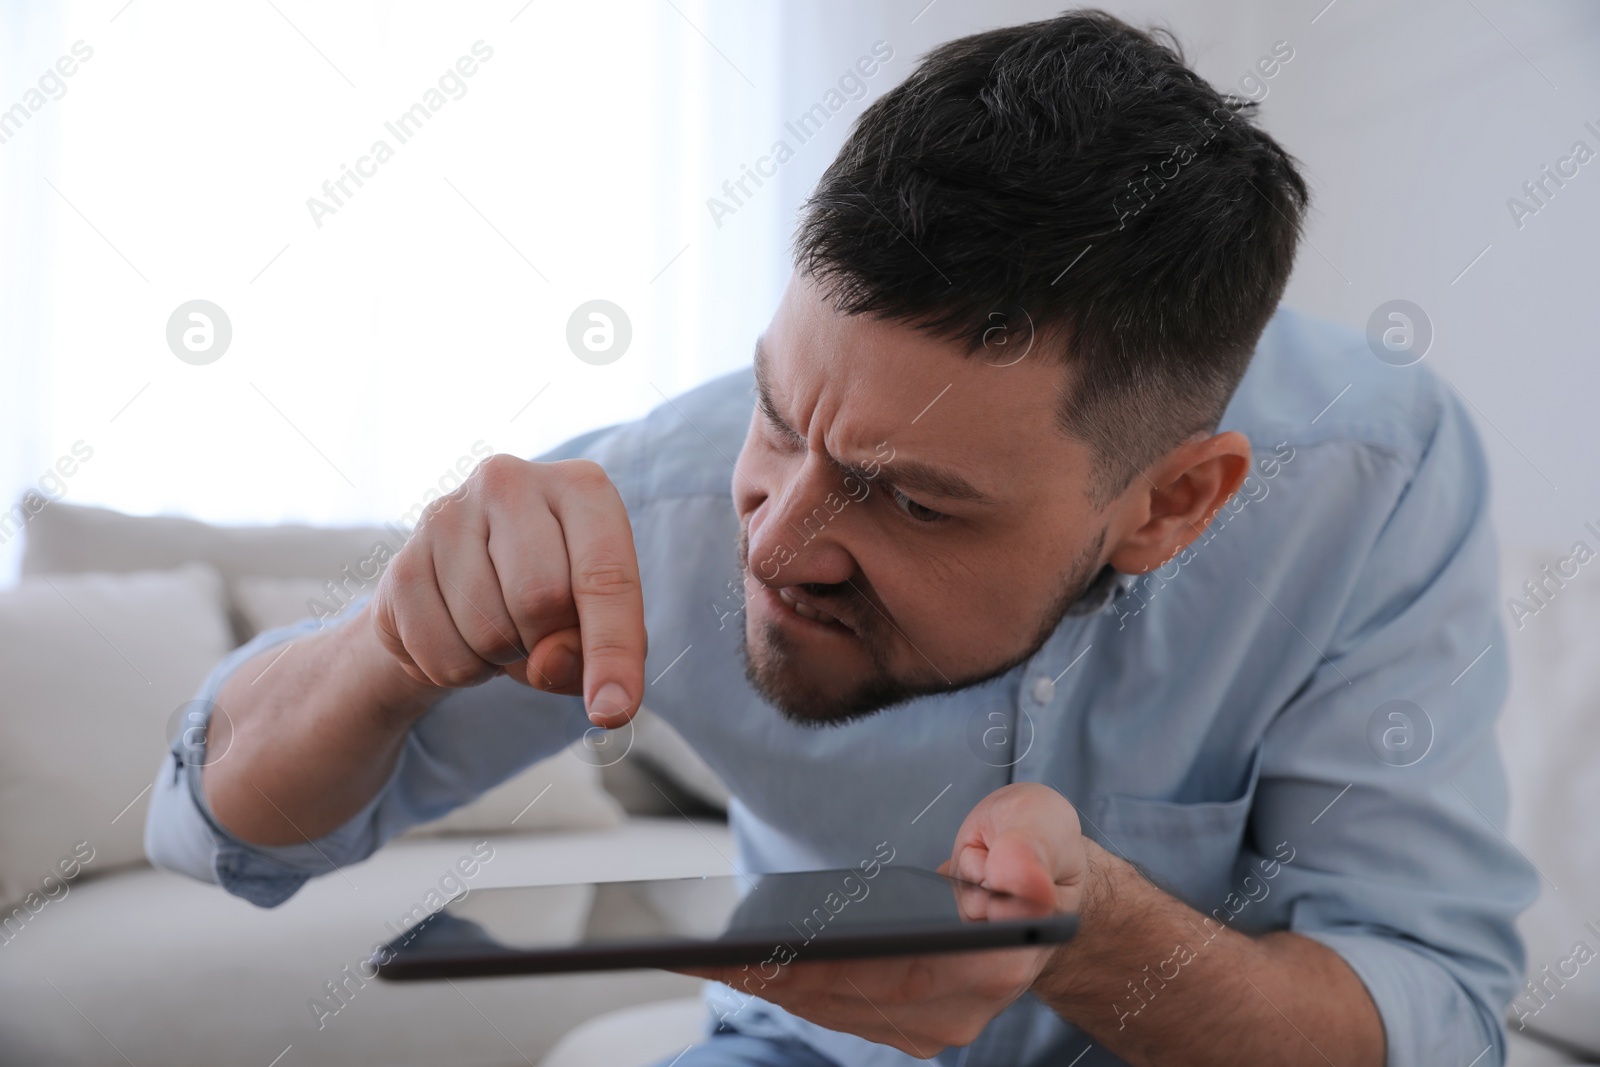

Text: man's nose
xmin=746 ymin=459 xmax=859 ymax=588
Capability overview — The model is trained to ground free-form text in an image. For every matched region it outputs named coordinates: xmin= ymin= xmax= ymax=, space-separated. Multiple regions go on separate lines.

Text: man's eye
xmin=762 ymin=417 xmax=804 ymax=451
xmin=889 ymin=485 xmax=946 ymax=523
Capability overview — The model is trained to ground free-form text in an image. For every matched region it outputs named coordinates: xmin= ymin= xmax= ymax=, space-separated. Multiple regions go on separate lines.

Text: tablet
xmin=374 ymin=865 xmax=1078 ymax=980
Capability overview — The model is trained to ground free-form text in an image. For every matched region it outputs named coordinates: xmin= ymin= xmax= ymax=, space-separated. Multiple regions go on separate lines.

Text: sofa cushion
xmin=0 ymin=818 xmax=735 ymax=1067
xmin=0 ymin=564 xmax=233 ymax=911
xmin=234 ymin=573 xmax=353 ymax=639
xmin=540 ymin=997 xmax=710 ymax=1067
xmin=1499 ymin=543 xmax=1600 ymax=1057
xmin=19 ymin=501 xmax=401 ymax=645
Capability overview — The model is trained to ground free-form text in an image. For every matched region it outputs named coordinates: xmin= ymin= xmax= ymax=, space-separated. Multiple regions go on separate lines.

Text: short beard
xmin=737 ymin=528 xmax=1106 ymax=727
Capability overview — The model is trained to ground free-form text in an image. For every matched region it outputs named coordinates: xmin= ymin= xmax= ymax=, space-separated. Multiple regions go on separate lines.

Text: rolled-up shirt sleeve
xmin=1243 ymin=387 xmax=1538 ymax=1066
xmin=145 ymin=593 xmax=591 ymax=907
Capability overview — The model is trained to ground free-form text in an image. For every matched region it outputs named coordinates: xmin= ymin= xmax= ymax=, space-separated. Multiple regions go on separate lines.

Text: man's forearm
xmin=1036 ymin=842 xmax=1385 ymax=1067
xmin=202 ymin=605 xmax=444 ymax=847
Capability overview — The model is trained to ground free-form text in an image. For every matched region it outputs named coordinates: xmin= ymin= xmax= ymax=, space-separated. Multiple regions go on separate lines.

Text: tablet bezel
xmin=374 ymin=867 xmax=1080 ymax=981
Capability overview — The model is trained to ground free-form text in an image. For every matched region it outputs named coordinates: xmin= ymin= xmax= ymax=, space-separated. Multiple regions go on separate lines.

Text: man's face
xmin=733 ymin=274 xmax=1113 ymax=725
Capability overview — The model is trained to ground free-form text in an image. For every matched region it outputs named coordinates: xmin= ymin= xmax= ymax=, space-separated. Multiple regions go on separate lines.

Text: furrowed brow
xmin=754 ymin=337 xmax=989 ymax=505
xmin=753 ymin=338 xmax=804 ymax=443
xmin=876 ymin=459 xmax=988 ymax=503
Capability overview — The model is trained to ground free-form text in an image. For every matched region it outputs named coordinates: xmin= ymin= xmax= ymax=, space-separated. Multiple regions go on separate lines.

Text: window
xmin=1 ymin=0 xmax=791 ymax=577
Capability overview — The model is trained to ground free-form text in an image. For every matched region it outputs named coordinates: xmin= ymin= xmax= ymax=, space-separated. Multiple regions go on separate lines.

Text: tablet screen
xmin=375 ymin=866 xmax=1077 ymax=979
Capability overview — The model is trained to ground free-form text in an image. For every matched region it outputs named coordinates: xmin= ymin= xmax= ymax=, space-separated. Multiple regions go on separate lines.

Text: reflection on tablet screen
xmin=378 ymin=866 xmax=1076 ymax=979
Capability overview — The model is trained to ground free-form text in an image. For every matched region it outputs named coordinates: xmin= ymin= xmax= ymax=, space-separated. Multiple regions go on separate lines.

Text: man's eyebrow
xmin=871 ymin=458 xmax=989 ymax=504
xmin=752 ymin=337 xmax=802 ymax=440
xmin=754 ymin=335 xmax=991 ymax=505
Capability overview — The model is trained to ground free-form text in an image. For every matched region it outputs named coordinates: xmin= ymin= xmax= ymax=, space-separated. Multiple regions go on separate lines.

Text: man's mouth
xmin=775 ymin=587 xmax=854 ymax=633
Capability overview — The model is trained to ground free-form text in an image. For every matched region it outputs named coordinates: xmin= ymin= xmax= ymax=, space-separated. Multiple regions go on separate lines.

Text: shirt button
xmin=1031 ymin=676 xmax=1056 ymax=704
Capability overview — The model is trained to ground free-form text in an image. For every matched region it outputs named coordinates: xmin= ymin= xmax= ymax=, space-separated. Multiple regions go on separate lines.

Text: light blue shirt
xmin=147 ymin=307 xmax=1535 ymax=1066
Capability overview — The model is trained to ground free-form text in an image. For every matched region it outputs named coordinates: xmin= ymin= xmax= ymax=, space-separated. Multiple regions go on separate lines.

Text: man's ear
xmin=1106 ymin=431 xmax=1252 ymax=575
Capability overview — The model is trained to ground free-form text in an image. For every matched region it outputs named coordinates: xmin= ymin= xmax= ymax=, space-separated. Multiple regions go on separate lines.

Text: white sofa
xmin=1 ymin=501 xmax=1595 ymax=1066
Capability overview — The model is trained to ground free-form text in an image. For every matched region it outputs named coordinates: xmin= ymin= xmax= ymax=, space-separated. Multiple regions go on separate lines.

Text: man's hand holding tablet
xmin=676 ymin=783 xmax=1095 ymax=1057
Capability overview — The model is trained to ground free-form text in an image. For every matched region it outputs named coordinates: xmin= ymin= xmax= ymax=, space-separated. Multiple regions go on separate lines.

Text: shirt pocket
xmin=1084 ymin=746 xmax=1262 ymax=913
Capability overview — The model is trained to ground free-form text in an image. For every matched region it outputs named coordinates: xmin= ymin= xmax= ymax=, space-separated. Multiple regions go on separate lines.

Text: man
xmin=147 ymin=10 xmax=1534 ymax=1066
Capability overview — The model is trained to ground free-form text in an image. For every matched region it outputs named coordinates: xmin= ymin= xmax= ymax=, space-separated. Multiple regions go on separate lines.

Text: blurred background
xmin=2 ymin=0 xmax=1597 ymax=574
